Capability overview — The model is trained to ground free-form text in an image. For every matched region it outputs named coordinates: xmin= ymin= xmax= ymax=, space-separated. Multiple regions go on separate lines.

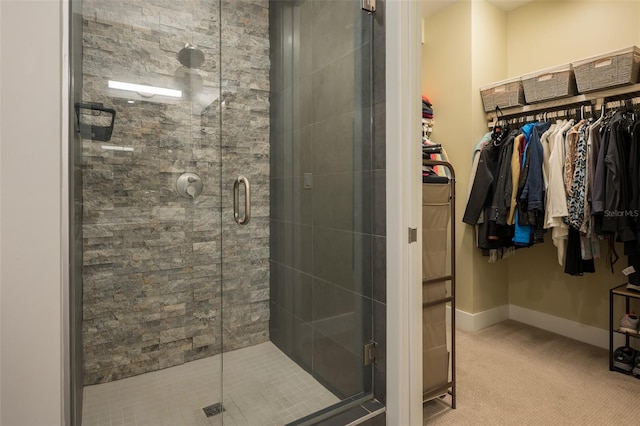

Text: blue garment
xmin=513 ymin=136 xmax=532 ymax=246
xmin=521 ymin=122 xmax=551 ymax=211
xmin=513 ymin=211 xmax=531 ymax=246
xmin=521 ymin=122 xmax=536 ymax=142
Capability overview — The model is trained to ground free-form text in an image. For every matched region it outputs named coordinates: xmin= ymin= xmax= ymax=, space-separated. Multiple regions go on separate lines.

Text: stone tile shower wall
xmin=80 ymin=0 xmax=269 ymax=385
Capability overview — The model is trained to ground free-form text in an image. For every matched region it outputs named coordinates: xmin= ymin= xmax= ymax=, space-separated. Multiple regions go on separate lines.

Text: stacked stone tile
xmin=81 ymin=0 xmax=269 ymax=384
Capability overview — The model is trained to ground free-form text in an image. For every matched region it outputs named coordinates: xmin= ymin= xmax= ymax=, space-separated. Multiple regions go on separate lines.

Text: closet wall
xmin=422 ymin=0 xmax=508 ymax=316
xmin=423 ymin=0 xmax=640 ymax=332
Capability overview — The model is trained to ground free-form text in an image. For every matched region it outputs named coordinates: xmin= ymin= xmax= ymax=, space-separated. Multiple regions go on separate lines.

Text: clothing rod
xmin=487 ymin=99 xmax=640 ymax=127
xmin=485 ymin=82 xmax=640 ymax=122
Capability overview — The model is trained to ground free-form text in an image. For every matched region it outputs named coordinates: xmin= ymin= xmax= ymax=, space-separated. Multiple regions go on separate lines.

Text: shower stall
xmin=69 ymin=0 xmax=386 ymax=424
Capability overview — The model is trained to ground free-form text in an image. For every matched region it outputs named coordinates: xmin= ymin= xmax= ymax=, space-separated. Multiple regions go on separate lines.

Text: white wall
xmin=0 ymin=1 xmax=64 ymax=424
xmin=387 ymin=1 xmax=425 ymax=423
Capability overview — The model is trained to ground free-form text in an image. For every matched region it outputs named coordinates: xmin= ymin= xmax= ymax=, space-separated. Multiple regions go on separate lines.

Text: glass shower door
xmin=75 ymin=1 xmax=225 ymax=425
xmin=219 ymin=0 xmax=375 ymax=423
xmin=73 ymin=0 xmax=375 ymax=423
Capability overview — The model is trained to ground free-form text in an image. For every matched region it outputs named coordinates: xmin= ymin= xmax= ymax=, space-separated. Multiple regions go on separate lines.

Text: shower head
xmin=177 ymin=43 xmax=205 ymax=69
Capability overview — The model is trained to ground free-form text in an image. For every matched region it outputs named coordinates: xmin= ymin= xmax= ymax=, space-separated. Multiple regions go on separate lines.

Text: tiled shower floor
xmin=82 ymin=342 xmax=339 ymax=426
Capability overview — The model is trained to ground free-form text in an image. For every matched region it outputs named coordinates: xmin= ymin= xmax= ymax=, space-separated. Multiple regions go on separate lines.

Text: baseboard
xmin=446 ymin=304 xmax=509 ymax=332
xmin=508 ymin=304 xmax=609 ymax=349
xmin=446 ymin=304 xmax=609 ymax=349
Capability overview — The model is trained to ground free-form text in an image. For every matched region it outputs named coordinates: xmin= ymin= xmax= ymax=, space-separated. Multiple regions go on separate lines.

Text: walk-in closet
xmin=421 ymin=0 xmax=640 ymax=423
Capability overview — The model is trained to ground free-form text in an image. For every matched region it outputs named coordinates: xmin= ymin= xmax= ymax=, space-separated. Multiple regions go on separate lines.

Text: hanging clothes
xmin=463 ymin=126 xmax=515 ymax=252
xmin=465 ymin=101 xmax=640 ymax=277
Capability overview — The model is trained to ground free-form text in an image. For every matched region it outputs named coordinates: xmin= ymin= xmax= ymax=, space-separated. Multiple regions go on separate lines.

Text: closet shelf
xmin=485 ymin=82 xmax=640 ymax=121
xmin=613 ymin=329 xmax=640 ymax=338
xmin=611 ymin=284 xmax=640 ymax=299
xmin=609 ymin=284 xmax=640 ymax=375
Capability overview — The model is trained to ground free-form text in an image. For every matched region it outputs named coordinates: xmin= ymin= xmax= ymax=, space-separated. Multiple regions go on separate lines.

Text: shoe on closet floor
xmin=619 ymin=313 xmax=640 ymax=334
xmin=613 ymin=346 xmax=636 ymax=372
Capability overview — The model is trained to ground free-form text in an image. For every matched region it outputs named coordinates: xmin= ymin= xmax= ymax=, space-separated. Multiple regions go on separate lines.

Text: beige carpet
xmin=424 ymin=320 xmax=640 ymax=425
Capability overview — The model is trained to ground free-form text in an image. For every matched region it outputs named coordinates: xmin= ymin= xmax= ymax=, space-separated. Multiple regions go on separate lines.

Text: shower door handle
xmin=233 ymin=176 xmax=251 ymax=225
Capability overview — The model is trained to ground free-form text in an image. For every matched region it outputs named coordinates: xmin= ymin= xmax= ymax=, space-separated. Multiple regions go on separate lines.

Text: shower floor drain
xmin=203 ymin=402 xmax=225 ymax=417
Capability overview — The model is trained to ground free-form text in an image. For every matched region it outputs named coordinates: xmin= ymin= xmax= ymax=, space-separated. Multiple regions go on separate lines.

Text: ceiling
xmin=422 ymin=0 xmax=535 ymax=19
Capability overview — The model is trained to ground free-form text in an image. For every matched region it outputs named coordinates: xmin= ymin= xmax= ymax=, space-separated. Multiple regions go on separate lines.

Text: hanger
xmin=492 ymin=106 xmax=505 ymax=132
xmin=491 ymin=106 xmax=509 ymax=145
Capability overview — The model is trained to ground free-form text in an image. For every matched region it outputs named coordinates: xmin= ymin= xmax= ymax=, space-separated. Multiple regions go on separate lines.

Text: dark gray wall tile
xmin=292 ymin=318 xmax=313 ymax=372
xmin=372 ymin=235 xmax=386 ymax=304
xmin=313 ymin=294 xmax=371 ymax=356
xmin=293 ymin=271 xmax=313 ymax=322
xmin=293 ymin=2 xmax=313 ymax=79
xmin=313 ymin=229 xmax=372 ymax=296
xmin=313 ymin=171 xmax=372 ymax=234
xmin=312 ymin=53 xmax=357 ymax=123
xmin=270 ymin=220 xmax=286 ymax=265
xmin=270 ymin=131 xmax=284 ymax=179
xmin=311 ymin=1 xmax=358 ymax=72
xmin=295 ymin=224 xmax=314 ymax=274
xmin=270 ymin=301 xmax=294 ymax=355
xmin=373 ymin=34 xmax=385 ymax=105
xmin=313 ymin=108 xmax=372 ymax=175
xmin=313 ymin=279 xmax=357 ymax=323
xmin=374 ymin=365 xmax=386 ymax=405
xmin=372 ymin=0 xmax=385 ymax=41
xmin=269 ymin=0 xmax=384 ymax=406
xmin=373 ymin=101 xmax=386 ymax=170
xmin=313 ymin=330 xmax=364 ymax=398
xmin=294 ymin=125 xmax=314 ymax=177
xmin=270 ymin=261 xmax=293 ymax=313
xmin=270 ymin=221 xmax=313 ymax=274
xmin=271 ymin=176 xmax=312 ymax=225
xmin=293 ymin=77 xmax=314 ymax=129
xmin=373 ymin=301 xmax=386 ymax=373
xmin=269 ymin=0 xmax=284 ymax=93
xmin=372 ymin=170 xmax=386 ymax=236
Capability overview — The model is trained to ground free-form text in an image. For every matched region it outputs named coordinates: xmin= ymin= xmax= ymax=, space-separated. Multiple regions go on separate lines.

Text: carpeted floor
xmin=423 ymin=320 xmax=640 ymax=425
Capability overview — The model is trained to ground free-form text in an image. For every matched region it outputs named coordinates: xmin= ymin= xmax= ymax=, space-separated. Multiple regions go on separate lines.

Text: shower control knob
xmin=177 ymin=172 xmax=203 ymax=199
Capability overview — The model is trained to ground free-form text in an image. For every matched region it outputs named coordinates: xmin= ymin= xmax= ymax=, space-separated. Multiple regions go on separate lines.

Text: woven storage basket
xmin=480 ymin=77 xmax=525 ymax=112
xmin=521 ymin=64 xmax=577 ymax=103
xmin=572 ymin=46 xmax=640 ymax=93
